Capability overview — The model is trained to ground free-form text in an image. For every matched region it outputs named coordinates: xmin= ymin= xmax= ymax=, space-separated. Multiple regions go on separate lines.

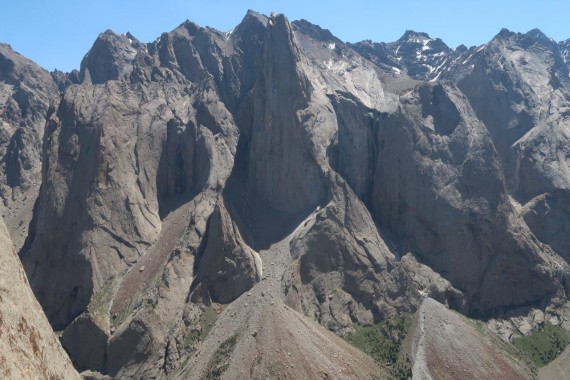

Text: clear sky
xmin=1 ymin=0 xmax=569 ymax=72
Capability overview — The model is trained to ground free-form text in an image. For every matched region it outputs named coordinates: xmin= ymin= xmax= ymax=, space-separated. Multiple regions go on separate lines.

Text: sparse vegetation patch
xmin=184 ymin=305 xmax=218 ymax=348
xmin=345 ymin=316 xmax=411 ymax=366
xmin=205 ymin=333 xmax=238 ymax=379
xmin=512 ymin=322 xmax=570 ymax=367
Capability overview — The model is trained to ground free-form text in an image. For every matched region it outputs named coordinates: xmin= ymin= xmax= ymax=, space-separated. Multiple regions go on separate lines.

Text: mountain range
xmin=1 ymin=9 xmax=570 ymax=379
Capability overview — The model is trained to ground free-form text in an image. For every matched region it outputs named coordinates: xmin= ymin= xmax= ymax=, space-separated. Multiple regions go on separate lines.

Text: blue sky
xmin=1 ymin=0 xmax=569 ymax=72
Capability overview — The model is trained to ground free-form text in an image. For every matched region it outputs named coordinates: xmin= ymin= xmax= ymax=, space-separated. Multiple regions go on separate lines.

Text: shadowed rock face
xmin=189 ymin=201 xmax=262 ymax=304
xmin=3 ymin=10 xmax=570 ymax=379
xmin=247 ymin=14 xmax=328 ymax=215
xmin=446 ymin=29 xmax=570 ymax=279
xmin=371 ymin=83 xmax=561 ymax=315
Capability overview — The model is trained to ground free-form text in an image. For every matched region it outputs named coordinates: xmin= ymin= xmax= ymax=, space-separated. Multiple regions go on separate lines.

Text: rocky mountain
xmin=0 ymin=9 xmax=569 ymax=379
xmin=0 ymin=43 xmax=59 ymax=250
xmin=0 ymin=215 xmax=79 ymax=379
xmin=352 ymin=29 xmax=491 ymax=83
xmin=352 ymin=30 xmax=457 ymax=81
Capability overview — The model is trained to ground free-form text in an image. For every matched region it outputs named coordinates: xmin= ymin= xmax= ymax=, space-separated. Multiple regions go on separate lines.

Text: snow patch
xmin=328 ymin=43 xmax=336 ymax=50
xmin=462 ymin=54 xmax=475 ymax=65
xmin=429 ymin=59 xmax=449 ymax=82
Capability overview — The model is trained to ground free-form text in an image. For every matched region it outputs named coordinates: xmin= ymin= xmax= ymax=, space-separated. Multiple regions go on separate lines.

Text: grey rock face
xmin=22 ymin=82 xmax=165 ymax=329
xmin=190 ymin=201 xmax=262 ymax=304
xmin=247 ymin=14 xmax=328 ymax=214
xmin=80 ymin=30 xmax=139 ymax=84
xmin=283 ymin=176 xmax=460 ymax=332
xmin=559 ymin=37 xmax=570 ymax=72
xmin=0 ymin=43 xmax=59 ymax=249
xmin=371 ymin=82 xmax=564 ymax=314
xmin=0 ymin=216 xmax=79 ymax=379
xmin=449 ymin=29 xmax=570 ymax=269
xmin=61 ymin=313 xmax=108 ymax=373
xmin=523 ymin=191 xmax=570 ymax=263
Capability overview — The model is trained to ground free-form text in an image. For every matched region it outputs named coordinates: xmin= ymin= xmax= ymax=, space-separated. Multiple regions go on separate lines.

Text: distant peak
xmin=399 ymin=30 xmax=431 ymax=42
xmin=525 ymin=28 xmax=554 ymax=45
xmin=178 ymin=19 xmax=200 ymax=35
xmin=267 ymin=12 xmax=289 ymax=28
xmin=497 ymin=28 xmax=514 ymax=38
xmin=240 ymin=9 xmax=268 ymax=26
xmin=292 ymin=19 xmax=338 ymax=43
xmin=102 ymin=29 xmax=119 ymax=37
xmin=526 ymin=28 xmax=546 ymax=38
xmin=125 ymin=32 xmax=138 ymax=41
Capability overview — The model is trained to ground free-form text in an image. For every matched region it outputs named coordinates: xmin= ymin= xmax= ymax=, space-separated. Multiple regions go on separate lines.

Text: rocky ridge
xmin=402 ymin=298 xmax=534 ymax=379
xmin=0 ymin=43 xmax=59 ymax=250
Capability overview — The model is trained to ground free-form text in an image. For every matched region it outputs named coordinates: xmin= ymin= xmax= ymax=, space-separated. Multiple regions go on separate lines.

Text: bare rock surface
xmin=175 ymin=234 xmax=389 ymax=380
xmin=403 ymin=297 xmax=533 ymax=380
xmin=0 ymin=216 xmax=79 ymax=379
xmin=190 ymin=200 xmax=262 ymax=304
xmin=443 ymin=29 xmax=570 ymax=286
xmin=371 ymin=82 xmax=567 ymax=315
xmin=0 ymin=43 xmax=59 ymax=250
xmin=283 ymin=175 xmax=461 ymax=333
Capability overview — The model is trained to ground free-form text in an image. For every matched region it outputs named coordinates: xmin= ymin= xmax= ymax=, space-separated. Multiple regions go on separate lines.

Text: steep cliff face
xmin=9 ymin=10 xmax=570 ymax=378
xmin=0 ymin=216 xmax=79 ymax=379
xmin=372 ymin=83 xmax=565 ymax=315
xmin=0 ymin=43 xmax=59 ymax=250
xmin=447 ymin=29 xmax=570 ymax=273
xmin=190 ymin=201 xmax=262 ymax=304
xmin=247 ymin=15 xmax=330 ymax=215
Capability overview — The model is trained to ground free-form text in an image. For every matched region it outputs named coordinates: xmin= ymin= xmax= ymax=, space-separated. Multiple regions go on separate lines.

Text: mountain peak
xmin=3 ymin=10 xmax=570 ymax=380
xmin=102 ymin=29 xmax=119 ymax=37
xmin=292 ymin=19 xmax=339 ymax=43
xmin=242 ymin=9 xmax=268 ymax=25
xmin=175 ymin=19 xmax=200 ymax=35
xmin=527 ymin=28 xmax=547 ymax=38
xmin=268 ymin=12 xmax=287 ymax=25
xmin=399 ymin=30 xmax=431 ymax=42
xmin=525 ymin=28 xmax=555 ymax=47
xmin=236 ymin=9 xmax=268 ymax=32
xmin=497 ymin=27 xmax=515 ymax=38
xmin=80 ymin=29 xmax=138 ymax=84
